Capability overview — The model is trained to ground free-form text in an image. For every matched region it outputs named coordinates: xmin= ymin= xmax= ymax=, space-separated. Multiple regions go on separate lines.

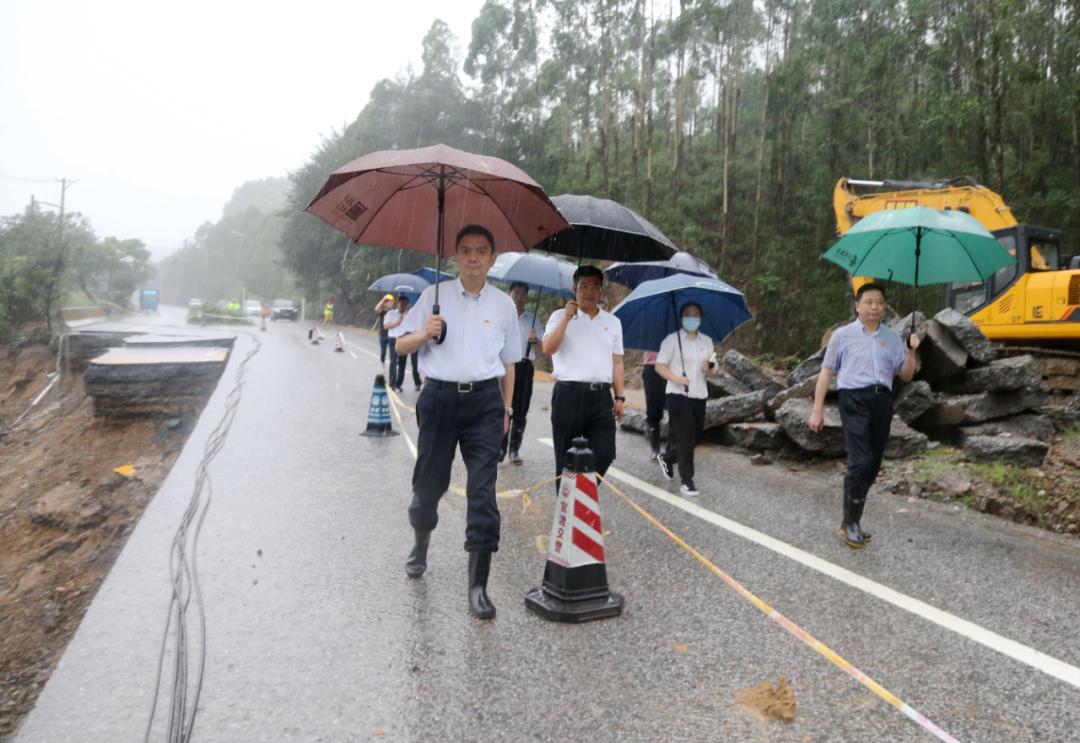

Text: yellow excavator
xmin=834 ymin=177 xmax=1080 ymax=388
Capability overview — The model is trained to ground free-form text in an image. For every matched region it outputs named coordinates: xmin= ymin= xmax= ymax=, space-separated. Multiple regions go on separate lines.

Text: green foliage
xmin=276 ymin=1 xmax=1080 ymax=348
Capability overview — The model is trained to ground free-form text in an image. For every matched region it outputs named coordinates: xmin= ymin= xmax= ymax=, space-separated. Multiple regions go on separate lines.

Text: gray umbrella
xmin=535 ymin=194 xmax=679 ymax=262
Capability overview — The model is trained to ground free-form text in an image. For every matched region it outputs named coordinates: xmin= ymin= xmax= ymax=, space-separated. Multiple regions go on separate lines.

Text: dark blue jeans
xmin=379 ymin=332 xmax=390 ymax=363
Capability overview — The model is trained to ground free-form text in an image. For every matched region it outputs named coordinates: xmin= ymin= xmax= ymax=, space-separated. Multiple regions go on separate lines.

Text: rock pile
xmin=620 ymin=308 xmax=1078 ymax=466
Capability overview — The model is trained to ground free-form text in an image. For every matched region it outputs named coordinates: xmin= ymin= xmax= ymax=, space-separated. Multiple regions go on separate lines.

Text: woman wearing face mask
xmin=654 ymin=303 xmax=715 ymax=497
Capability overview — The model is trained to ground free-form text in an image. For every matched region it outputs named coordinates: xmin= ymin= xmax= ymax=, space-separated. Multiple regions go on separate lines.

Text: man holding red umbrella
xmin=396 ymin=225 xmax=521 ymax=620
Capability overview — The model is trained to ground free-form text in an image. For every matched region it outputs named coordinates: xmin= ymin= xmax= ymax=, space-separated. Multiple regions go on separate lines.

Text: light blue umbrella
xmin=488 ymin=252 xmax=576 ymax=355
xmin=368 ymin=272 xmax=427 ymax=305
xmin=612 ymin=274 xmax=752 ymax=352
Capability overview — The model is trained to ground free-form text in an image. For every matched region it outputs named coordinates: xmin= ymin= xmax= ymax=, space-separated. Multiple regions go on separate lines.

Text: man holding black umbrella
xmin=395 ymin=225 xmax=520 ymax=620
xmin=543 ymin=265 xmax=626 ymax=492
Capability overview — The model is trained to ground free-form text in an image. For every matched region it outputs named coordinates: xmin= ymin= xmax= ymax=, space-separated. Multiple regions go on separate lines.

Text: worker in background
xmin=391 ymin=296 xmax=421 ymax=392
xmin=383 ymin=295 xmax=409 ymax=392
xmin=323 ymin=300 xmax=335 ymax=327
xmin=374 ymin=294 xmax=395 ymax=366
xmin=809 ymin=282 xmax=919 ymax=548
xmin=395 ymin=225 xmax=520 ymax=620
xmin=543 ymin=265 xmax=625 ymax=493
xmin=501 ymin=281 xmax=544 ymax=465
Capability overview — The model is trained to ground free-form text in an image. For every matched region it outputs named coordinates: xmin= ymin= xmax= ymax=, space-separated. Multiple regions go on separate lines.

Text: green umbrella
xmin=822 ymin=206 xmax=1014 ymax=286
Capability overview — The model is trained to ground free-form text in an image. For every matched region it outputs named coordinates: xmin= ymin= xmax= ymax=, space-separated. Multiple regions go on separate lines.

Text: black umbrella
xmin=535 ymin=194 xmax=679 ymax=263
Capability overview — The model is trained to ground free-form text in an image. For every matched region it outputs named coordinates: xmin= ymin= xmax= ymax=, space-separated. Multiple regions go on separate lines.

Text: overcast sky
xmin=0 ymin=0 xmax=486 ymax=260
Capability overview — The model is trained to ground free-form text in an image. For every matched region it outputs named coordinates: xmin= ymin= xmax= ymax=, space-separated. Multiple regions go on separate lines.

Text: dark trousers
xmin=664 ymin=394 xmax=706 ymax=484
xmin=394 ymin=351 xmax=420 ymax=389
xmin=501 ymin=359 xmax=534 ymax=455
xmin=379 ymin=332 xmax=390 ymax=363
xmin=838 ymin=387 xmax=894 ymax=511
xmin=410 ymin=382 xmax=504 ymax=552
xmin=551 ymin=382 xmax=616 ymax=492
xmin=642 ymin=365 xmax=667 ymax=427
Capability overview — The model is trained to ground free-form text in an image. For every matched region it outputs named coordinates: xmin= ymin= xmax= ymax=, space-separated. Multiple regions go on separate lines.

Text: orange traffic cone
xmin=334 ymin=331 xmax=345 ymax=352
xmin=525 ymin=437 xmax=623 ymax=622
xmin=360 ymin=374 xmax=398 ymax=437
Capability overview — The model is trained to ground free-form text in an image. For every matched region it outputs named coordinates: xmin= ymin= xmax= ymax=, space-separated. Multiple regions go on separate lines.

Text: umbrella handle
xmin=432 ymin=303 xmax=447 ymax=345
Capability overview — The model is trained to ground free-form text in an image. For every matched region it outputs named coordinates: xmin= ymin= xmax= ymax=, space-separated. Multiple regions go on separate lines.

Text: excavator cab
xmin=945 ymin=224 xmax=1065 ymax=315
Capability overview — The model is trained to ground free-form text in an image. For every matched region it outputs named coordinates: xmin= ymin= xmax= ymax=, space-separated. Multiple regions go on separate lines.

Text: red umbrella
xmin=305 ymin=144 xmax=569 ymax=315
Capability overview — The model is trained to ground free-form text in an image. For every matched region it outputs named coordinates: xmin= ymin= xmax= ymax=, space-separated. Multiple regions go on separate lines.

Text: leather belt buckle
xmin=588 ymin=382 xmax=604 ymax=391
xmin=456 ymin=382 xmax=474 ymax=393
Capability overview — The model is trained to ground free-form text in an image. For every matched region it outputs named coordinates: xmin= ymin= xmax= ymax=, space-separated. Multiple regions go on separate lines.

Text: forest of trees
xmin=157 ymin=177 xmax=294 ymax=307
xmin=280 ymin=0 xmax=1080 ymax=358
xmin=0 ymin=203 xmax=153 ymax=343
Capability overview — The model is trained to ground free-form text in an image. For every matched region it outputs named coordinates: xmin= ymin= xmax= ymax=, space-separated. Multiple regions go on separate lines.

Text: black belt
xmin=425 ymin=378 xmax=500 ymax=393
xmin=556 ymin=381 xmax=611 ymax=392
xmin=845 ymin=384 xmax=891 ymax=395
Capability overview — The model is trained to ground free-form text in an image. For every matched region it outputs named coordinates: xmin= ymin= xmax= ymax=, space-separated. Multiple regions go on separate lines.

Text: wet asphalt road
xmin=15 ymin=314 xmax=1080 ymax=742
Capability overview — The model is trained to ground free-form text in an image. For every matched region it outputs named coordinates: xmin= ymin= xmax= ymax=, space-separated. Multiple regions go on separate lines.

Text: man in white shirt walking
xmin=543 ymin=265 xmax=626 ymax=492
xmin=395 ymin=225 xmax=521 ymax=619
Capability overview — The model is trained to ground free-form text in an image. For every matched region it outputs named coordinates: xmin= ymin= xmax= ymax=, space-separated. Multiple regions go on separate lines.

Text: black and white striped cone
xmin=334 ymin=331 xmax=345 ymax=352
xmin=525 ymin=437 xmax=623 ymax=622
xmin=360 ymin=374 xmax=398 ymax=437
xmin=309 ymin=326 xmax=322 ymax=345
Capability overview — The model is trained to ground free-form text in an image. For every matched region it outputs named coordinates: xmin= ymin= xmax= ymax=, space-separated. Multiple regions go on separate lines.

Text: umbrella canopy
xmin=412 ymin=267 xmax=454 ymax=284
xmin=368 ymin=272 xmax=430 ymax=297
xmin=605 ymin=251 xmax=718 ymax=289
xmin=305 ymin=144 xmax=569 ymax=260
xmin=821 ymin=206 xmax=1015 ymax=287
xmin=487 ymin=252 xmax=575 ymax=297
xmin=612 ymin=274 xmax=753 ymax=352
xmin=534 ymin=194 xmax=678 ymax=262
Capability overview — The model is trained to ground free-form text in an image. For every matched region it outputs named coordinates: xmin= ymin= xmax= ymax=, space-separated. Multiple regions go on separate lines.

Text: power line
xmin=0 ymin=172 xmax=67 ymax=184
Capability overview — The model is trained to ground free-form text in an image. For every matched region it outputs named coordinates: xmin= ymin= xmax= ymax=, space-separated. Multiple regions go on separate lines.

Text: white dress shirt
xmin=400 ymin=278 xmax=522 ymax=382
xmin=545 ymin=308 xmax=624 ymax=383
xmin=657 ymin=330 xmax=714 ymax=400
xmin=517 ymin=309 xmax=544 ymax=361
xmin=385 ymin=308 xmax=409 ymax=339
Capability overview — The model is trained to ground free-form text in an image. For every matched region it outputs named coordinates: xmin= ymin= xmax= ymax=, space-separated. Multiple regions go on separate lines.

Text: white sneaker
xmin=679 ymin=482 xmax=700 ymax=497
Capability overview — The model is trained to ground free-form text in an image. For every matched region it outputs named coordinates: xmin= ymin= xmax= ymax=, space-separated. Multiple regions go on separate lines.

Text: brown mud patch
xmin=734 ymin=677 xmax=797 ymax=723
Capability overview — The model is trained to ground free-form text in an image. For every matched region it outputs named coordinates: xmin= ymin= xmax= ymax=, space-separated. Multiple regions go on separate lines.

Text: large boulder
xmin=959 ymin=413 xmax=1057 ymax=442
xmin=917 ymin=388 xmax=1049 ymax=425
xmin=776 ymin=398 xmax=846 ymax=456
xmin=707 ymin=371 xmax=751 ymax=398
xmin=785 ymin=347 xmax=825 ymax=387
xmin=619 ymin=408 xmax=667 ymax=438
xmin=919 ymin=319 xmax=968 ymax=381
xmin=889 ymin=311 xmax=929 ymax=344
xmin=723 ymin=350 xmax=784 ymax=397
xmin=963 ymin=435 xmax=1048 ymax=467
xmin=884 ymin=418 xmax=929 ymax=459
xmin=717 ymin=422 xmax=789 ymax=451
xmin=934 ymin=307 xmax=997 ymax=364
xmin=950 ymin=355 xmax=1040 ymax=393
xmin=766 ymin=374 xmax=831 ymax=417
xmin=894 ymin=380 xmax=935 ymax=423
xmin=704 ymin=391 xmax=765 ymax=429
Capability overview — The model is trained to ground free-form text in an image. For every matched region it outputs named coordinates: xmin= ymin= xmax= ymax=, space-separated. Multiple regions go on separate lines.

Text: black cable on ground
xmin=144 ymin=331 xmax=262 ymax=743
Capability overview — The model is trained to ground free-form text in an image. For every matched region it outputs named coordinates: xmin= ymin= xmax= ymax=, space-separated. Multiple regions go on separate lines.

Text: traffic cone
xmin=309 ymin=326 xmax=322 ymax=345
xmin=260 ymin=314 xmax=267 ymax=332
xmin=334 ymin=331 xmax=345 ymax=352
xmin=360 ymin=374 xmax=398 ymax=437
xmin=525 ymin=437 xmax=623 ymax=622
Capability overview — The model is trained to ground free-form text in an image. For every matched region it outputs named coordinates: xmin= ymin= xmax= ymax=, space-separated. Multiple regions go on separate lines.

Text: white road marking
xmin=538 ymin=437 xmax=1080 ymax=690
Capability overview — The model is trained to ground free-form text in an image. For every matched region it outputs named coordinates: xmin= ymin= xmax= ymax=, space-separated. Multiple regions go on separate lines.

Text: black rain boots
xmin=647 ymin=425 xmax=661 ymax=460
xmin=840 ymin=490 xmax=866 ymax=549
xmin=467 ymin=551 xmax=496 ymax=620
xmin=405 ymin=529 xmax=431 ymax=578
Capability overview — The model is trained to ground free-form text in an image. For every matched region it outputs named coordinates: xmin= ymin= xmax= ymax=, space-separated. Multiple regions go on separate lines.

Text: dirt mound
xmin=0 ymin=343 xmax=195 ymax=736
xmin=734 ymin=677 xmax=796 ymax=723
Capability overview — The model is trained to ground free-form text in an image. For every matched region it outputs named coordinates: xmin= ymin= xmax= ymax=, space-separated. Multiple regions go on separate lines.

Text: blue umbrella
xmin=412 ymin=267 xmax=454 ymax=284
xmin=368 ymin=272 xmax=428 ymax=305
xmin=612 ymin=274 xmax=752 ymax=352
xmin=487 ymin=252 xmax=576 ymax=297
xmin=605 ymin=251 xmax=718 ymax=289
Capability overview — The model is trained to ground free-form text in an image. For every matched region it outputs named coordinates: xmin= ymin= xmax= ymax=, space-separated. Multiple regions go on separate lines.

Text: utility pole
xmin=42 ymin=178 xmax=74 ymax=335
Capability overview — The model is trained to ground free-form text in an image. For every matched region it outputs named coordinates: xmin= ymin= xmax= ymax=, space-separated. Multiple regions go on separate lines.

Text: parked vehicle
xmin=243 ymin=300 xmax=262 ymax=317
xmin=270 ymin=299 xmax=299 ymax=321
xmin=139 ymin=288 xmax=159 ymax=312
